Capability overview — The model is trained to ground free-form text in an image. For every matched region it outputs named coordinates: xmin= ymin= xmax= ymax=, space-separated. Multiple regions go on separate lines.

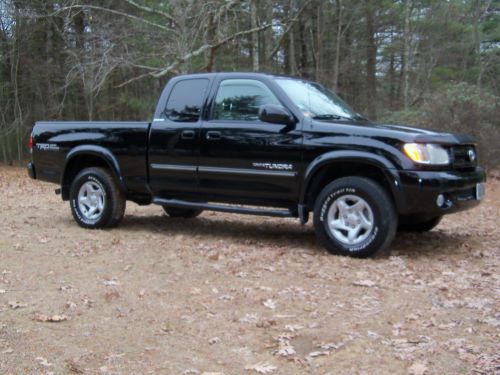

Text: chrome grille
xmin=451 ymin=145 xmax=477 ymax=169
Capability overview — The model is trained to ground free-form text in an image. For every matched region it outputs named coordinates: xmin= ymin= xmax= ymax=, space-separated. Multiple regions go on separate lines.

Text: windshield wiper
xmin=353 ymin=113 xmax=369 ymax=121
xmin=312 ymin=114 xmax=352 ymax=121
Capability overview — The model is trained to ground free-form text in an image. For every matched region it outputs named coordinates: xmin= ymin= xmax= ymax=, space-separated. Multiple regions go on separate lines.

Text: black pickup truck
xmin=28 ymin=72 xmax=486 ymax=257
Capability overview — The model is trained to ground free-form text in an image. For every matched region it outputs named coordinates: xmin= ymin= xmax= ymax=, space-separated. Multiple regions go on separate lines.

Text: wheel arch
xmin=300 ymin=151 xmax=403 ymax=211
xmin=61 ymin=145 xmax=126 ymax=200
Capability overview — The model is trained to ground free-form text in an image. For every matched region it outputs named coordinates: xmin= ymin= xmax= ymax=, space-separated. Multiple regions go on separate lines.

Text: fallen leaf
xmin=33 ymin=313 xmax=68 ymax=322
xmin=208 ymin=337 xmax=220 ymax=345
xmin=263 ymin=299 xmax=277 ymax=310
xmin=8 ymin=300 xmax=27 ymax=309
xmin=244 ymin=362 xmax=277 ymax=374
xmin=103 ymin=279 xmax=120 ymax=286
xmin=0 ymin=289 xmax=6 ymax=294
xmin=35 ymin=356 xmax=52 ymax=367
xmin=104 ymin=290 xmax=120 ymax=302
xmin=353 ymin=280 xmax=377 ymax=287
xmin=65 ymin=359 xmax=84 ymax=374
xmin=319 ymin=342 xmax=345 ymax=350
xmin=161 ymin=321 xmax=173 ymax=333
xmin=408 ymin=361 xmax=429 ymax=375
xmin=275 ymin=345 xmax=296 ymax=357
xmin=308 ymin=351 xmax=330 ymax=357
xmin=183 ymin=369 xmax=200 ymax=375
xmin=65 ymin=301 xmax=77 ymax=310
xmin=256 ymin=319 xmax=277 ymax=328
xmin=208 ymin=251 xmax=220 ymax=261
xmin=284 ymin=324 xmax=303 ymax=332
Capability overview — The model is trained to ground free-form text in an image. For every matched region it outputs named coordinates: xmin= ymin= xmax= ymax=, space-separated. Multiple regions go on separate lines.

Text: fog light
xmin=436 ymin=194 xmax=445 ymax=207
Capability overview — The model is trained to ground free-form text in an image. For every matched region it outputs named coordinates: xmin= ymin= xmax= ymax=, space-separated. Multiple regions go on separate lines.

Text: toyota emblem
xmin=468 ymin=149 xmax=476 ymax=162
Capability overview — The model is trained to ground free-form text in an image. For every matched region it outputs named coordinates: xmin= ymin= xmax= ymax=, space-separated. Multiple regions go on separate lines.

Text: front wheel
xmin=313 ymin=177 xmax=397 ymax=257
xmin=69 ymin=167 xmax=126 ymax=229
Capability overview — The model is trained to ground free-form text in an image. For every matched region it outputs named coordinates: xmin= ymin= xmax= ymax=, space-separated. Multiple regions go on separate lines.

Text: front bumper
xmin=394 ymin=167 xmax=486 ymax=216
xmin=27 ymin=162 xmax=36 ymax=179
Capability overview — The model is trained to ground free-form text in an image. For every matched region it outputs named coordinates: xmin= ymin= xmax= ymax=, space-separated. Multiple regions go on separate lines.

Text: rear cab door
xmin=148 ymin=76 xmax=212 ymax=198
xmin=198 ymin=74 xmax=303 ymax=206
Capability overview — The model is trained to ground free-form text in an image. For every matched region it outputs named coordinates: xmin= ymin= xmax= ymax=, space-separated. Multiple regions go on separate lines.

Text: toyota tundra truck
xmin=27 ymin=72 xmax=486 ymax=257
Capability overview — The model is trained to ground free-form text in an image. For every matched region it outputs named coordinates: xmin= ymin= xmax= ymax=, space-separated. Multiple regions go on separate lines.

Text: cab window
xmin=213 ymin=79 xmax=280 ymax=121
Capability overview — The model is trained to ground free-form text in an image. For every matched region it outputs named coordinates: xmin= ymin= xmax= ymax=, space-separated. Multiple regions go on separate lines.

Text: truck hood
xmin=309 ymin=120 xmax=477 ymax=145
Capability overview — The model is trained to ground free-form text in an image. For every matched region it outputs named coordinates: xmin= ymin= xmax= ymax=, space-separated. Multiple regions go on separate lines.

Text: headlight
xmin=403 ymin=143 xmax=450 ymax=165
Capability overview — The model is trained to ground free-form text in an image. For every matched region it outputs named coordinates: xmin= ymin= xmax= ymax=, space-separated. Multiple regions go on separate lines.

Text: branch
xmin=122 ymin=0 xmax=178 ymax=27
xmin=266 ymin=0 xmax=312 ymax=61
xmin=56 ymin=5 xmax=175 ymax=33
xmin=116 ymin=23 xmax=273 ymax=87
xmin=154 ymin=23 xmax=272 ymax=78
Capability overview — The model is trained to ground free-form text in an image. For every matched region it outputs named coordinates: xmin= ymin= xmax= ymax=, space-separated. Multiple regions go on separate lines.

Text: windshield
xmin=275 ymin=78 xmax=361 ymax=120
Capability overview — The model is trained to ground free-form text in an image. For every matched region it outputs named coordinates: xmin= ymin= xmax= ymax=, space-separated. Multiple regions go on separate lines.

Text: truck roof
xmin=170 ymin=72 xmax=297 ymax=81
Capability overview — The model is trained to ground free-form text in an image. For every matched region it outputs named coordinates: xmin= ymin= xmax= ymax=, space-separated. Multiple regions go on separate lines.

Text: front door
xmin=148 ymin=78 xmax=209 ymax=198
xmin=199 ymin=78 xmax=302 ymax=206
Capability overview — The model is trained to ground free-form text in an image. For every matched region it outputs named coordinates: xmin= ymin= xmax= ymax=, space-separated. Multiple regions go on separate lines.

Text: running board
xmin=153 ymin=198 xmax=295 ymax=218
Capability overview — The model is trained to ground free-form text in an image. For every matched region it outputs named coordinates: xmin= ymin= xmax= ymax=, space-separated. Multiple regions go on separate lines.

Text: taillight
xmin=29 ymin=134 xmax=33 ymax=149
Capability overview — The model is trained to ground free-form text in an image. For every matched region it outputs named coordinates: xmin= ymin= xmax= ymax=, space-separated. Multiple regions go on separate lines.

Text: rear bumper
xmin=395 ymin=167 xmax=486 ymax=217
xmin=27 ymin=162 xmax=36 ymax=179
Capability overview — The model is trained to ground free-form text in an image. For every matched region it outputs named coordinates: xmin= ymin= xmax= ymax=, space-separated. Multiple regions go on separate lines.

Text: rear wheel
xmin=398 ymin=215 xmax=442 ymax=232
xmin=69 ymin=167 xmax=125 ymax=229
xmin=162 ymin=206 xmax=203 ymax=218
xmin=313 ymin=177 xmax=397 ymax=257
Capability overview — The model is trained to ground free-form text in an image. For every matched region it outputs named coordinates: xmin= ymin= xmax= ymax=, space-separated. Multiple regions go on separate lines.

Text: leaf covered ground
xmin=0 ymin=166 xmax=498 ymax=374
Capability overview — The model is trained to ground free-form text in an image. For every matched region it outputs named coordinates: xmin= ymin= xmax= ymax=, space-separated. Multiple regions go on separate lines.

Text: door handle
xmin=206 ymin=131 xmax=221 ymax=140
xmin=181 ymin=130 xmax=195 ymax=139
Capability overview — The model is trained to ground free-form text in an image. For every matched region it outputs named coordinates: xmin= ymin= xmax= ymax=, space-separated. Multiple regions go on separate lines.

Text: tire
xmin=313 ymin=177 xmax=397 ymax=257
xmin=162 ymin=206 xmax=203 ymax=218
xmin=69 ymin=167 xmax=126 ymax=229
xmin=398 ymin=215 xmax=442 ymax=232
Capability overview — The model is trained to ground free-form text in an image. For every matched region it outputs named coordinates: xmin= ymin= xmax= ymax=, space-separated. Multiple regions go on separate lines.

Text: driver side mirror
xmin=258 ymin=104 xmax=295 ymax=126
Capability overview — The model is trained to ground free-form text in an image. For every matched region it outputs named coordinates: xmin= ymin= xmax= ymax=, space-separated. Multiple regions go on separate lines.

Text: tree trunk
xmin=333 ymin=0 xmax=342 ymax=90
xmin=73 ymin=11 xmax=87 ymax=119
xmin=0 ymin=135 xmax=8 ymax=165
xmin=313 ymin=1 xmax=322 ymax=82
xmin=298 ymin=18 xmax=308 ymax=78
xmin=389 ymin=50 xmax=395 ymax=109
xmin=205 ymin=11 xmax=217 ymax=72
xmin=12 ymin=3 xmax=23 ymax=165
xmin=250 ymin=0 xmax=259 ymax=71
xmin=365 ymin=0 xmax=377 ymax=120
xmin=402 ymin=0 xmax=412 ymax=110
xmin=287 ymin=0 xmax=297 ymax=75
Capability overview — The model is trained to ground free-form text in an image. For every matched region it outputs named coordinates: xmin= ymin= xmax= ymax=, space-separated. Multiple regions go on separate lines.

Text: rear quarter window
xmin=165 ymin=79 xmax=209 ymax=122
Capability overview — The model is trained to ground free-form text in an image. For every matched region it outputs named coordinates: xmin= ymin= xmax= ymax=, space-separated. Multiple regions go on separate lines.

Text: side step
xmin=153 ymin=198 xmax=295 ymax=218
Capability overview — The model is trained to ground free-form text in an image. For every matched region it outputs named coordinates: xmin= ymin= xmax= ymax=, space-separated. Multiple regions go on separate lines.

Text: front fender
xmin=300 ymin=150 xmax=402 ymax=207
xmin=62 ymin=145 xmax=127 ymax=193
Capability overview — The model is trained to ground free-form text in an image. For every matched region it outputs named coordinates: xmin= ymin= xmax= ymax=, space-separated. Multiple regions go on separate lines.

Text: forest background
xmin=0 ymin=0 xmax=499 ymax=167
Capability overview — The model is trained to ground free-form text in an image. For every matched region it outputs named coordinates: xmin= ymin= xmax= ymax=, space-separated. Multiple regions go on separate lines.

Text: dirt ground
xmin=0 ymin=165 xmax=498 ymax=375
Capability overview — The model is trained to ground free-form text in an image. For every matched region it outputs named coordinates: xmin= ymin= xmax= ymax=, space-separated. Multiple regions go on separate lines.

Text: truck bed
xmin=32 ymin=121 xmax=151 ymax=195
